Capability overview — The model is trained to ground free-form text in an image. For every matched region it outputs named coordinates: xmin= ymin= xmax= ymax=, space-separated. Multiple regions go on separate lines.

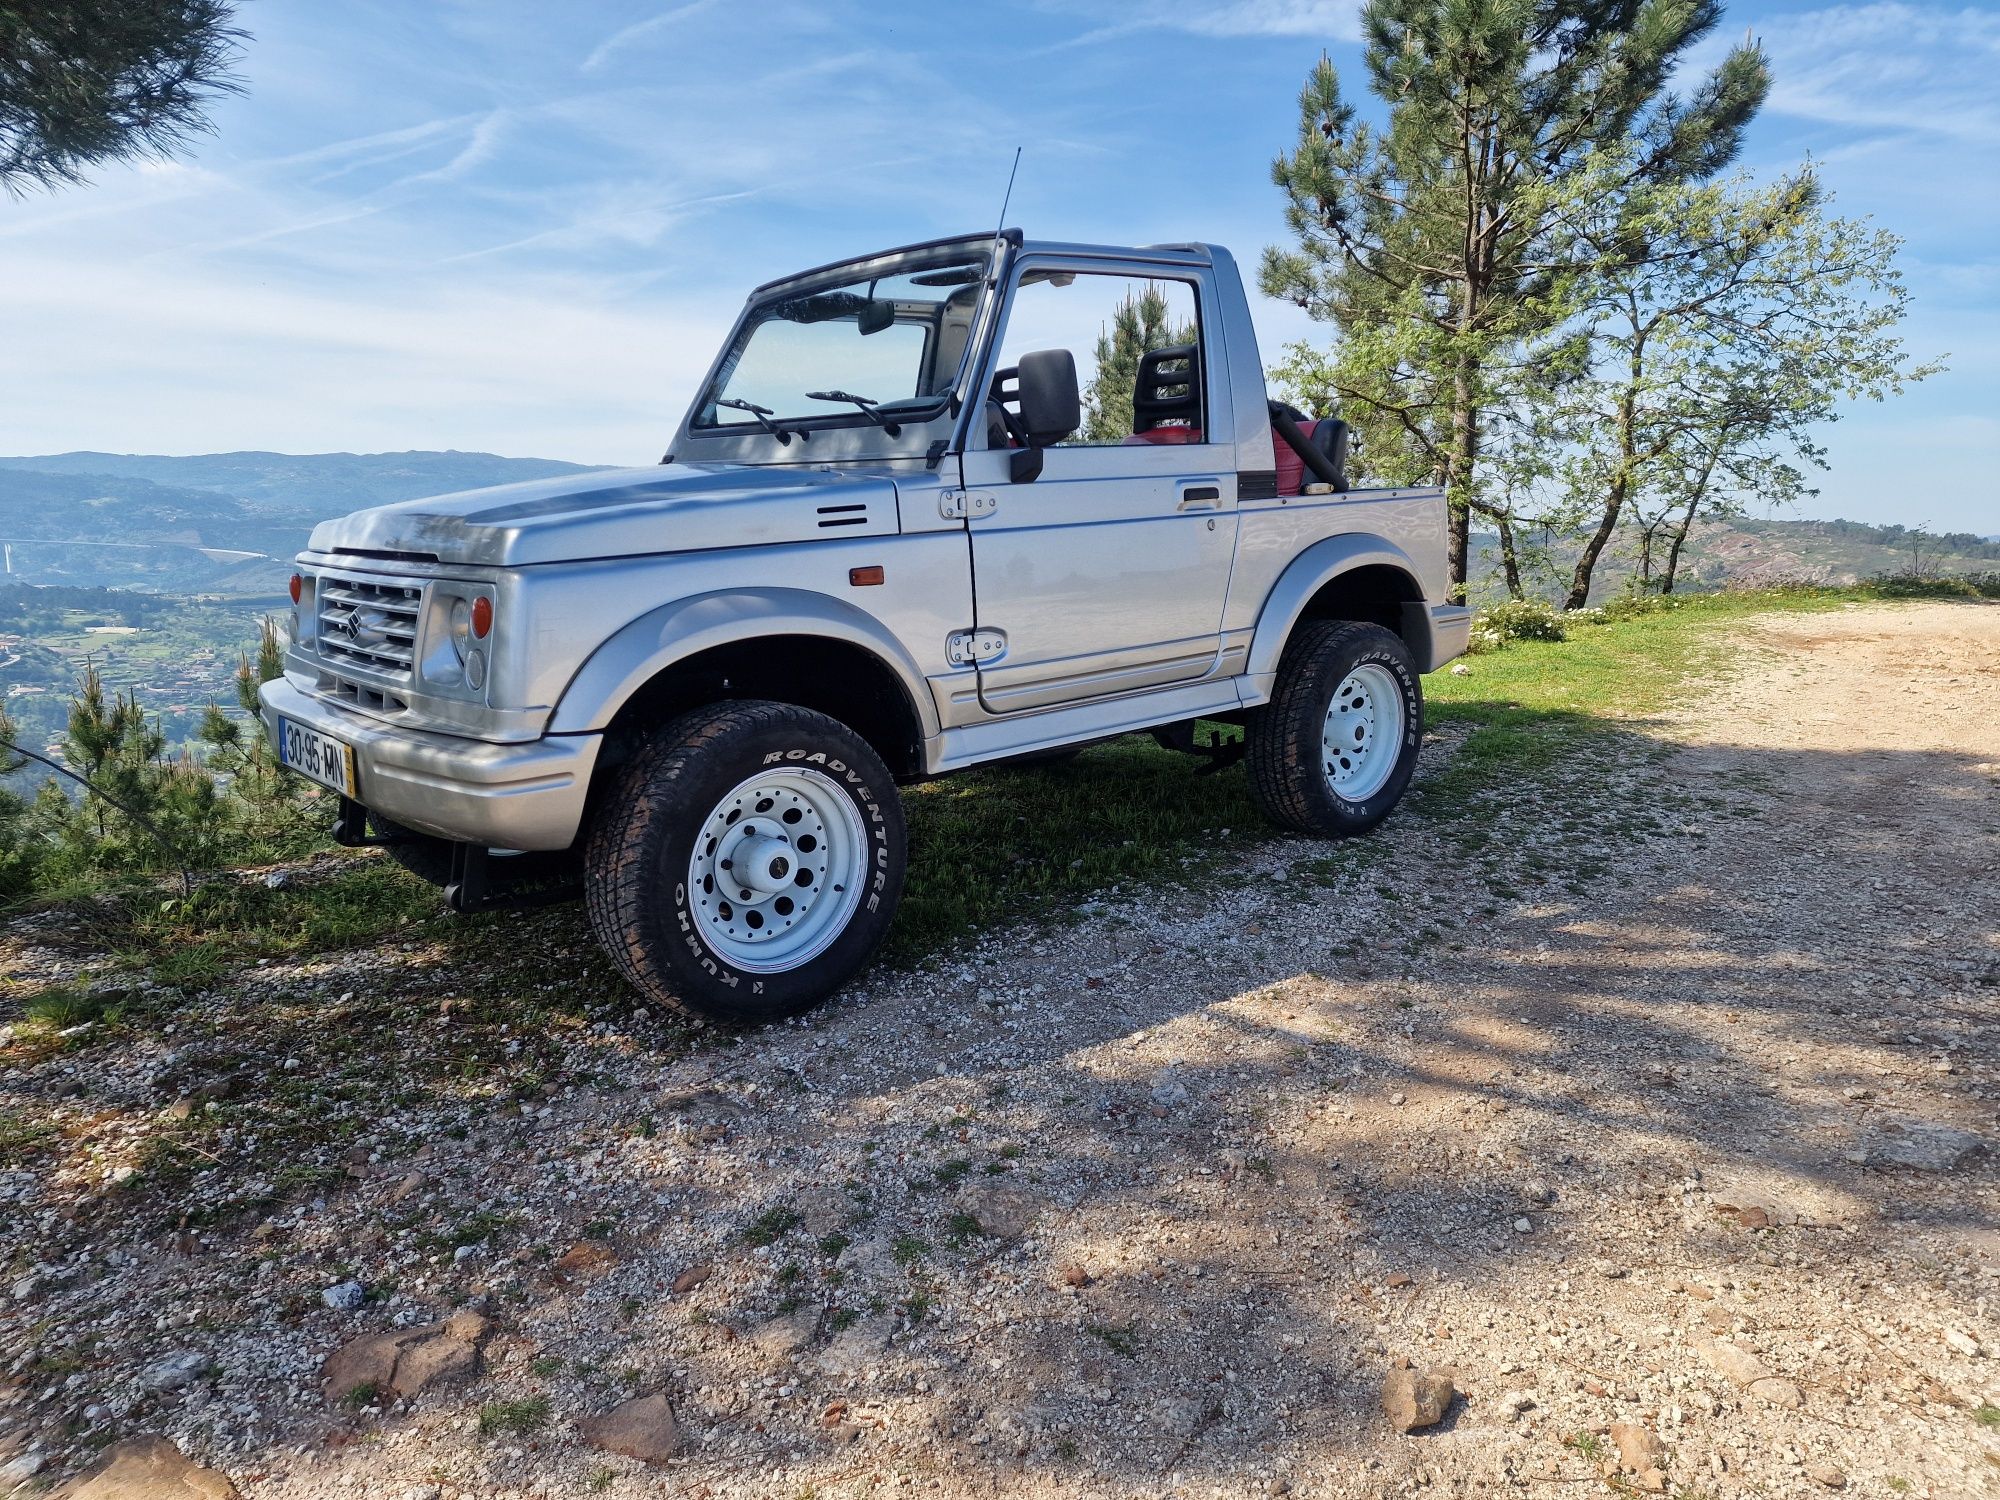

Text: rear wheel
xmin=1246 ymin=620 xmax=1423 ymax=836
xmin=584 ymin=701 xmax=906 ymax=1025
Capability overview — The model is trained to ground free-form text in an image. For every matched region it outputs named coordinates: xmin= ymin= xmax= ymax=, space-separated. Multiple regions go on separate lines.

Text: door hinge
xmin=945 ymin=628 xmax=1007 ymax=666
xmin=939 ymin=489 xmax=998 ymax=520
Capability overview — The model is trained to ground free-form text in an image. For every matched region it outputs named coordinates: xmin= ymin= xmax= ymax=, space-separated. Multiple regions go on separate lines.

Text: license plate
xmin=277 ymin=717 xmax=357 ymax=796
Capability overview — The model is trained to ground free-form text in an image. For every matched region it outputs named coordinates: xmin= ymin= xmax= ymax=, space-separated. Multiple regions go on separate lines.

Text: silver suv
xmin=261 ymin=230 xmax=1470 ymax=1022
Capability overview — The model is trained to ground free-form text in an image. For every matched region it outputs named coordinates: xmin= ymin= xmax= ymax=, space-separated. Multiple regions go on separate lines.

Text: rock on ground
xmin=577 ymin=1392 xmax=683 ymax=1465
xmin=1381 ymin=1363 xmax=1455 ymax=1433
xmin=319 ymin=1311 xmax=492 ymax=1404
xmin=57 ymin=1437 xmax=237 ymax=1499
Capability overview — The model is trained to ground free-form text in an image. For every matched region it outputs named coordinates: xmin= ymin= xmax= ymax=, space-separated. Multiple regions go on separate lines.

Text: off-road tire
xmin=583 ymin=700 xmax=906 ymax=1025
xmin=366 ymin=812 xmax=579 ymax=889
xmin=1246 ymin=620 xmax=1423 ymax=837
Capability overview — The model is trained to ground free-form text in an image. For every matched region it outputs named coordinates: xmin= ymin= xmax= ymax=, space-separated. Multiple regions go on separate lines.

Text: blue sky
xmin=0 ymin=0 xmax=1993 ymax=532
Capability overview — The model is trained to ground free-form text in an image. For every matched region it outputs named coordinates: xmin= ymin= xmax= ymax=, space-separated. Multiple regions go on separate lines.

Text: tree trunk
xmin=1445 ymin=348 xmax=1478 ymax=600
xmin=1566 ymin=468 xmax=1628 ymax=610
xmin=1567 ymin=347 xmax=1642 ymax=610
xmin=1494 ymin=511 xmax=1525 ymax=599
xmin=1661 ymin=445 xmax=1721 ymax=594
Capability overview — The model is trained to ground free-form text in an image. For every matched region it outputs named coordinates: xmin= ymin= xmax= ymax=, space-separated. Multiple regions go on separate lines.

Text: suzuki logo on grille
xmin=336 ymin=607 xmax=391 ymax=646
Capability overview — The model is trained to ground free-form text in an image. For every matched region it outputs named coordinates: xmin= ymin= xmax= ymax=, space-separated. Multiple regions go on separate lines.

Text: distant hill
xmin=0 ymin=450 xmax=603 ymax=524
xmin=1474 ymin=513 xmax=2000 ymax=602
xmin=0 ymin=450 xmax=611 ymax=592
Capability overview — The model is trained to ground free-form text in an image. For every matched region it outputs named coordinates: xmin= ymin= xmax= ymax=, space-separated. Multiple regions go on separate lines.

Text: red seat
xmin=1273 ymin=418 xmax=1331 ymax=495
xmin=1122 ymin=425 xmax=1203 ymax=445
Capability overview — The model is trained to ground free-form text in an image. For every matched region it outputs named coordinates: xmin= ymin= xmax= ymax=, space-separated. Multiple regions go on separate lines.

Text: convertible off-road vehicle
xmin=261 ymin=230 xmax=1470 ymax=1022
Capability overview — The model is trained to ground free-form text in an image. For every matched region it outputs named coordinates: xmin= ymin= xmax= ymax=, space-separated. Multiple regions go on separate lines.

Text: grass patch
xmin=476 ymin=1396 xmax=551 ymax=1436
xmin=136 ymin=859 xmax=439 ymax=964
xmin=742 ymin=1206 xmax=802 ymax=1247
xmin=890 ymin=728 xmax=1261 ymax=960
xmin=1085 ymin=1321 xmax=1138 ymax=1357
xmin=0 ymin=1109 xmax=58 ymax=1166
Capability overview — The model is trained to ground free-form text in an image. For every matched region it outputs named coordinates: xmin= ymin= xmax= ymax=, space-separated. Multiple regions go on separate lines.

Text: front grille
xmin=317 ymin=574 xmax=422 ymax=679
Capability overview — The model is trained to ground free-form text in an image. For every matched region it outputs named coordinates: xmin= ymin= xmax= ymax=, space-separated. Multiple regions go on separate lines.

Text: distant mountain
xmin=1472 ymin=513 xmax=2000 ymax=603
xmin=0 ymin=450 xmax=606 ymax=524
xmin=0 ymin=450 xmax=614 ymax=593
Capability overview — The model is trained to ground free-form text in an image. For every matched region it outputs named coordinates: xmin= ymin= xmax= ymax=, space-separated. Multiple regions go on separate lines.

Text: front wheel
xmin=1246 ymin=620 xmax=1424 ymax=837
xmin=583 ymin=701 xmax=906 ymax=1025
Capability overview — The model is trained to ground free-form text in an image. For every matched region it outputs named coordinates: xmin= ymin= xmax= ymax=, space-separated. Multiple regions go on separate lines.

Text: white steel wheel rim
xmin=687 ymin=767 xmax=867 ymax=974
xmin=1322 ymin=663 xmax=1405 ymax=801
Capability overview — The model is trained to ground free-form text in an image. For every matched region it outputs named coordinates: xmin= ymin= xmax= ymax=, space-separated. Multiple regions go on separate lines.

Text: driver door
xmin=956 ymin=260 xmax=1240 ymax=715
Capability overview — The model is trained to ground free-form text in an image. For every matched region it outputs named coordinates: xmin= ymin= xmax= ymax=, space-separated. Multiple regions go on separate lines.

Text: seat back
xmin=1132 ymin=343 xmax=1201 ymax=433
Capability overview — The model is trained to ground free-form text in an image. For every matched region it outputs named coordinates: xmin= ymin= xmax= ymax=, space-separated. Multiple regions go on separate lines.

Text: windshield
xmin=695 ymin=252 xmax=990 ymax=434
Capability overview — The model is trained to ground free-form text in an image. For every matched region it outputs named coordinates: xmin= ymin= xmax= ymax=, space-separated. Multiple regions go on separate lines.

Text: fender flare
xmin=1245 ymin=534 xmax=1434 ymax=678
xmin=546 ymin=587 xmax=940 ymax=739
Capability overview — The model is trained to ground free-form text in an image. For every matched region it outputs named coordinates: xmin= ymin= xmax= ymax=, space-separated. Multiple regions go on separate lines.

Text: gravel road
xmin=3 ymin=599 xmax=1995 ymax=1499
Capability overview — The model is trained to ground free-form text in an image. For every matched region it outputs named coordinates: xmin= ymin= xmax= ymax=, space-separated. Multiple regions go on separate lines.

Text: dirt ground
xmin=3 ymin=599 xmax=1996 ymax=1499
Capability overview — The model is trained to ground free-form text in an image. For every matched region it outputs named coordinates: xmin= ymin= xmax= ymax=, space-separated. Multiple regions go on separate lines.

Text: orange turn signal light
xmin=470 ymin=596 xmax=493 ymax=638
xmin=288 ymin=573 xmax=303 ymax=604
xmin=849 ymin=565 xmax=884 ymax=587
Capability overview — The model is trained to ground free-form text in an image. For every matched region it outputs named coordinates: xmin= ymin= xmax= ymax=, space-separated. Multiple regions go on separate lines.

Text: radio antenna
xmin=993 ymin=146 xmax=1021 ymax=240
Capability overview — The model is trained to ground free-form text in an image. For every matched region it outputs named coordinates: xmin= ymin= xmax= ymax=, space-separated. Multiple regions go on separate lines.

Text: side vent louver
xmin=817 ymin=502 xmax=869 ymax=529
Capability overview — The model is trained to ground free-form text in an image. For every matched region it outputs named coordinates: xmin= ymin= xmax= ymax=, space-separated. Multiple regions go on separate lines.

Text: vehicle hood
xmin=305 ymin=462 xmax=900 ymax=567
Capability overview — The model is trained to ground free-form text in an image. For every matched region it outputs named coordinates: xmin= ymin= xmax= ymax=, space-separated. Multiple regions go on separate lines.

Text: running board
xmin=926 ymin=677 xmax=1260 ymax=774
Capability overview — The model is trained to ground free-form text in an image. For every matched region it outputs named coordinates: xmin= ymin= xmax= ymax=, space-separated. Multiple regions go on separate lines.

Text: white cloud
xmin=580 ymin=0 xmax=723 ymax=73
xmin=0 ymin=248 xmax=728 ymax=464
xmin=1031 ymin=0 xmax=1361 ymax=51
xmin=1733 ymin=3 xmax=2000 ymax=145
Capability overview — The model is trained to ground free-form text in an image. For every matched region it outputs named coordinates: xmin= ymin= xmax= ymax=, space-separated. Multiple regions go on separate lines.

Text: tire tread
xmin=1246 ymin=619 xmax=1414 ymax=836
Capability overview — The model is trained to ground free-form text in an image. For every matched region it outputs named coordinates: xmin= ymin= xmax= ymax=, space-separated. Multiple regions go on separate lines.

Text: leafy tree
xmin=0 ymin=0 xmax=244 ymax=194
xmin=1541 ymin=168 xmax=1940 ymax=607
xmin=1261 ymin=1 xmax=1770 ymax=595
xmin=1082 ymin=284 xmax=1198 ymax=443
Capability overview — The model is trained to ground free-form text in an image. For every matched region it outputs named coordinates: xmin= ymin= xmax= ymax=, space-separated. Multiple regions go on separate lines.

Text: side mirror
xmin=1010 ymin=348 xmax=1079 ymax=482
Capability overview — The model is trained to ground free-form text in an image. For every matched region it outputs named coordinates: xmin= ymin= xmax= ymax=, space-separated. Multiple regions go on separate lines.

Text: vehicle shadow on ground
xmin=7 ymin=712 xmax=1997 ymax=1495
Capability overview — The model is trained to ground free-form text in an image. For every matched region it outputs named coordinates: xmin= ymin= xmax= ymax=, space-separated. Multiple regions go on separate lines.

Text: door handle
xmin=1177 ymin=484 xmax=1221 ymax=510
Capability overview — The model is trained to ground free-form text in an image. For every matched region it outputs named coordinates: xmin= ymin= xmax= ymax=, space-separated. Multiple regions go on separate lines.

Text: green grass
xmin=890 ymin=728 xmax=1262 ymax=960
xmin=476 ymin=1396 xmax=550 ymax=1436
xmin=0 ymin=1108 xmax=58 ymax=1166
xmin=743 ymin=1206 xmax=802 ymax=1247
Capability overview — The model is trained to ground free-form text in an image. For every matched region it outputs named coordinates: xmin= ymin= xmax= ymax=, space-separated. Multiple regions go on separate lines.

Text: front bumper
xmin=260 ymin=678 xmax=600 ymax=851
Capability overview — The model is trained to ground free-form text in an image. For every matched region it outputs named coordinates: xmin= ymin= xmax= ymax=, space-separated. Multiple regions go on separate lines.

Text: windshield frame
xmin=669 ymin=232 xmax=1016 ymax=469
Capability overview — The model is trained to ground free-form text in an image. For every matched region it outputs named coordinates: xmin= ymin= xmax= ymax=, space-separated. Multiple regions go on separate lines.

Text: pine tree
xmin=1082 ymin=285 xmax=1199 ymax=443
xmin=1261 ymin=0 xmax=1770 ymax=596
xmin=1 ymin=0 xmax=244 ymax=194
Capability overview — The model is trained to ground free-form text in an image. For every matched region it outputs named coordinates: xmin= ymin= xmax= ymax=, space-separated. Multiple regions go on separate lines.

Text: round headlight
xmin=449 ymin=597 xmax=472 ymax=661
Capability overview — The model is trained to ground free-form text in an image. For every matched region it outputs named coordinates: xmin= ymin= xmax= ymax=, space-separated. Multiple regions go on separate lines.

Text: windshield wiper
xmin=804 ymin=389 xmax=902 ymax=437
xmin=715 ymin=397 xmax=806 ymax=445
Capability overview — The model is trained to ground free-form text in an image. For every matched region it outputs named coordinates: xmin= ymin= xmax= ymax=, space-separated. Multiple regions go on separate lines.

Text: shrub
xmin=1475 ymin=597 xmax=1569 ymax=645
xmin=1869 ymin=570 xmax=2000 ymax=600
